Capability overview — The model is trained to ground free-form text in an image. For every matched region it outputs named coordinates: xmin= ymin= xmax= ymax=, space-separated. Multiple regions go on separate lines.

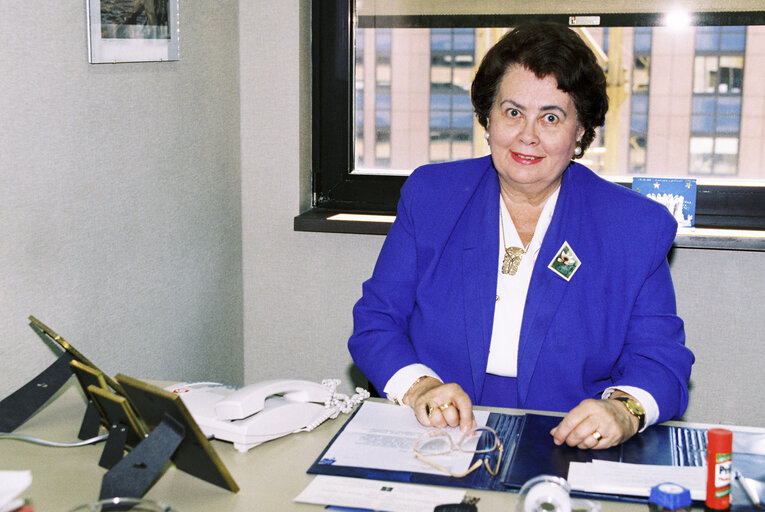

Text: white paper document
xmin=295 ymin=475 xmax=466 ymax=512
xmin=316 ymin=401 xmax=490 ymax=475
xmin=0 ymin=470 xmax=32 ymax=512
xmin=567 ymin=460 xmax=706 ymax=500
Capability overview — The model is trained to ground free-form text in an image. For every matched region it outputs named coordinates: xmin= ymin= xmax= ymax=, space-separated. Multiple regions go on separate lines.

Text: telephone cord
xmin=321 ymin=378 xmax=371 ymax=414
xmin=299 ymin=379 xmax=370 ymax=432
xmin=0 ymin=431 xmax=108 ymax=447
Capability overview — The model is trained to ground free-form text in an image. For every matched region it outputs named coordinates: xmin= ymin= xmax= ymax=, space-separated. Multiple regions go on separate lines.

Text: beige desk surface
xmin=0 ymin=383 xmax=652 ymax=512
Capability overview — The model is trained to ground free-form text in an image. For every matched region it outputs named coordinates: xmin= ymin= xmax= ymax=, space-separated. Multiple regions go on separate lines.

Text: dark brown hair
xmin=471 ymin=22 xmax=608 ymax=157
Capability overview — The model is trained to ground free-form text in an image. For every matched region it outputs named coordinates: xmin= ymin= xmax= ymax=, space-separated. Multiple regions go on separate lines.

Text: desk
xmin=0 ymin=383 xmax=654 ymax=512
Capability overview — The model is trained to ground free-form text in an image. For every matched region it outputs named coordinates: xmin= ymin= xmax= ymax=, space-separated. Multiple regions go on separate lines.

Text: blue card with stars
xmin=632 ymin=177 xmax=697 ymax=227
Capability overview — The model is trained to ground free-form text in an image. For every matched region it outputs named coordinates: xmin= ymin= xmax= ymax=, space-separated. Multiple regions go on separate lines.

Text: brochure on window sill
xmin=307 ymin=401 xmax=765 ymax=504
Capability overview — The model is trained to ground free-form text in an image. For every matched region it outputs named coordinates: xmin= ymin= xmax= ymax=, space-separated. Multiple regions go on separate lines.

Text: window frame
xmin=303 ymin=0 xmax=765 ymax=233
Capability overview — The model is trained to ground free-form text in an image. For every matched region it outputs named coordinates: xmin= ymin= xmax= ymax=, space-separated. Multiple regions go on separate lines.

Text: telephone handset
xmin=167 ymin=379 xmax=369 ymax=453
xmin=214 ymin=379 xmax=332 ymax=420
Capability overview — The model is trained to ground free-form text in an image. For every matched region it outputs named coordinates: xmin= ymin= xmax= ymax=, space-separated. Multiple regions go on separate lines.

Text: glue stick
xmin=705 ymin=428 xmax=732 ymax=510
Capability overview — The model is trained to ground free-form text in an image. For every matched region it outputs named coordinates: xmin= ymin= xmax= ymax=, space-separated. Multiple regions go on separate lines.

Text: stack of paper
xmin=295 ymin=475 xmax=466 ymax=512
xmin=567 ymin=460 xmax=705 ymax=500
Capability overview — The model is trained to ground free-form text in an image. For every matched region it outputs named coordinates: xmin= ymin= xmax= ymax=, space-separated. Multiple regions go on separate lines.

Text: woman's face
xmin=487 ymin=64 xmax=584 ymax=197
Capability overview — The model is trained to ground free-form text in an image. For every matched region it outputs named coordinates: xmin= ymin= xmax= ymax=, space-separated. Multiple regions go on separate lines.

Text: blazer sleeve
xmin=610 ymin=210 xmax=694 ymax=422
xmin=347 ymin=179 xmax=423 ymax=393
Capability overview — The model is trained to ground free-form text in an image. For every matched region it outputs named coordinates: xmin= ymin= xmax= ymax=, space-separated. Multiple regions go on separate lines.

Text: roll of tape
xmin=523 ymin=479 xmax=572 ymax=512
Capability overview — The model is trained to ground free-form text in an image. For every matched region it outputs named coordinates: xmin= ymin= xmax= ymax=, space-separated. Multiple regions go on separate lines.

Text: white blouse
xmin=486 ymin=188 xmax=559 ymax=377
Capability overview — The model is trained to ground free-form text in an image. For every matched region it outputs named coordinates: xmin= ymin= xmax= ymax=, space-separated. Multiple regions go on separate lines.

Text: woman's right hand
xmin=402 ymin=377 xmax=476 ymax=432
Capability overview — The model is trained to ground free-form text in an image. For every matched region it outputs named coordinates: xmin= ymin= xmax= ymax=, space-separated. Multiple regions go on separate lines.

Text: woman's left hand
xmin=549 ymin=395 xmax=639 ymax=450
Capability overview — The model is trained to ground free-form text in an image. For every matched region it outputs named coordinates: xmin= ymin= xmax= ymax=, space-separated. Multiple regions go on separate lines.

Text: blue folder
xmin=307 ymin=403 xmax=765 ymax=507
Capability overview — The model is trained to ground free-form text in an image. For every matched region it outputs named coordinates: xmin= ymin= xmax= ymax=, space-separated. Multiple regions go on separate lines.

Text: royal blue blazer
xmin=349 ymin=156 xmax=695 ymax=422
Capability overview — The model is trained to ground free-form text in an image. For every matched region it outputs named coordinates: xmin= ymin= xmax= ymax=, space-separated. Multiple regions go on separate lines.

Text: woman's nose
xmin=518 ymin=120 xmax=539 ymax=145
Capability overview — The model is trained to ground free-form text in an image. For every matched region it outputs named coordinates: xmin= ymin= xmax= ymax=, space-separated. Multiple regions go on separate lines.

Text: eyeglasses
xmin=413 ymin=426 xmax=503 ymax=478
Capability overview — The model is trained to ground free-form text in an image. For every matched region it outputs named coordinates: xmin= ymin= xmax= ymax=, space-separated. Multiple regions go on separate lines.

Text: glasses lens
xmin=415 ymin=430 xmax=453 ymax=455
xmin=460 ymin=427 xmax=498 ymax=454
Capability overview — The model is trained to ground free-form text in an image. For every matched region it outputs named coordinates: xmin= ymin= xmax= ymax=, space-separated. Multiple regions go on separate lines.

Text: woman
xmin=348 ymin=22 xmax=694 ymax=450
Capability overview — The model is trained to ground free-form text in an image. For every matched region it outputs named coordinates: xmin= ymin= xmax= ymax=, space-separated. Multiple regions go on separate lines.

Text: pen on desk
xmin=324 ymin=507 xmax=381 ymax=512
xmin=735 ymin=470 xmax=763 ymax=509
xmin=325 ymin=507 xmax=384 ymax=512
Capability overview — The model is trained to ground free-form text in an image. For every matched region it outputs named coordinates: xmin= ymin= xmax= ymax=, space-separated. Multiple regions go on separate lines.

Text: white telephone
xmin=166 ymin=379 xmax=369 ymax=452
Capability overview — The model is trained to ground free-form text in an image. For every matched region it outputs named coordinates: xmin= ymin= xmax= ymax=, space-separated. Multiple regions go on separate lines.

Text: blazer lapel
xmin=462 ymin=168 xmax=499 ymax=402
xmin=516 ymin=166 xmax=583 ymax=405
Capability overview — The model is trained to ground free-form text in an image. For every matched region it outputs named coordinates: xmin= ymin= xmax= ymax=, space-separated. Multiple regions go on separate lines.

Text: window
xmin=355 ymin=29 xmax=364 ymax=167
xmin=690 ymin=27 xmax=745 ymax=176
xmin=305 ymin=1 xmax=765 ymax=232
xmin=629 ymin=27 xmax=652 ymax=174
xmin=429 ymin=29 xmax=475 ymax=163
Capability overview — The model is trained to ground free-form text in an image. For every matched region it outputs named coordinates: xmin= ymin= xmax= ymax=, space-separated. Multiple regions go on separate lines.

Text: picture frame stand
xmin=78 ymin=400 xmax=102 ymax=440
xmin=0 ymin=352 xmax=74 ymax=432
xmin=98 ymin=423 xmax=130 ymax=469
xmin=99 ymin=413 xmax=185 ymax=500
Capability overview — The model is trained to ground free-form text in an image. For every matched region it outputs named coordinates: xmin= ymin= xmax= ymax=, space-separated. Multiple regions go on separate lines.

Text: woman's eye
xmin=507 ymin=108 xmax=520 ymax=118
xmin=544 ymin=113 xmax=559 ymax=123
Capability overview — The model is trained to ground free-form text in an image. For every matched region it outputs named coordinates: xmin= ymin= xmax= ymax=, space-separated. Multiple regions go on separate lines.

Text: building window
xmin=690 ymin=26 xmax=745 ymax=176
xmin=429 ymin=28 xmax=475 ymax=163
xmin=374 ymin=29 xmax=392 ymax=167
xmin=629 ymin=27 xmax=651 ymax=174
xmin=355 ymin=29 xmax=364 ymax=167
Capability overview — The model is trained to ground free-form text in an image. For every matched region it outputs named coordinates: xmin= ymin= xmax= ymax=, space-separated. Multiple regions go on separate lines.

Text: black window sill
xmin=294 ymin=208 xmax=765 ymax=251
xmin=294 ymin=209 xmax=394 ymax=236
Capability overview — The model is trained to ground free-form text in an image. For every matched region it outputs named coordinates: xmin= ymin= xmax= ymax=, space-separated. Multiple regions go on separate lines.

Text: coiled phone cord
xmin=300 ymin=379 xmax=370 ymax=432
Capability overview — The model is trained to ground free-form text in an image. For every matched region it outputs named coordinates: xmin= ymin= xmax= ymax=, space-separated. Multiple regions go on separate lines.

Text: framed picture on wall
xmin=86 ymin=0 xmax=179 ymax=63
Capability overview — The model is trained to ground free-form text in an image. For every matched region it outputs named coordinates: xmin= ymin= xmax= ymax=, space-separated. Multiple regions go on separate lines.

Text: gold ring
xmin=425 ymin=404 xmax=433 ymax=417
xmin=592 ymin=431 xmax=603 ymax=442
xmin=438 ymin=402 xmax=452 ymax=411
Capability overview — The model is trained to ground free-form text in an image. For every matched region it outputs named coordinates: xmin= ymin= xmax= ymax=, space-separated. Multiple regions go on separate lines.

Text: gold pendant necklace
xmin=502 ymin=246 xmax=526 ymax=275
xmin=500 ymin=208 xmax=527 ymax=276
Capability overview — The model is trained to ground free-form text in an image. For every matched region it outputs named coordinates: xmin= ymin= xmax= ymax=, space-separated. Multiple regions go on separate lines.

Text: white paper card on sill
xmin=318 ymin=401 xmax=490 ymax=475
xmin=567 ymin=460 xmax=706 ymax=500
xmin=295 ymin=475 xmax=466 ymax=512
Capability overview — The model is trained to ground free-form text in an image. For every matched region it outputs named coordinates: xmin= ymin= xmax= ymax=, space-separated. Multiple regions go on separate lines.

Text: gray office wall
xmin=0 ymin=3 xmax=243 ymax=395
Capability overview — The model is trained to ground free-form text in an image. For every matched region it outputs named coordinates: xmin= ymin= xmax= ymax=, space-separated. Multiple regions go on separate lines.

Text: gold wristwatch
xmin=613 ymin=396 xmax=646 ymax=430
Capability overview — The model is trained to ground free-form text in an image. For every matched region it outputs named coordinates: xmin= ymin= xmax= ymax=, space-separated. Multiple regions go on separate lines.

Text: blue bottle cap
xmin=649 ymin=482 xmax=692 ymax=509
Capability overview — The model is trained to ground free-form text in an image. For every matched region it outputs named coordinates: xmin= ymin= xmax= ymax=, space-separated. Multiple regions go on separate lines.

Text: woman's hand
xmin=549 ymin=393 xmax=640 ymax=450
xmin=402 ymin=377 xmax=476 ymax=432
